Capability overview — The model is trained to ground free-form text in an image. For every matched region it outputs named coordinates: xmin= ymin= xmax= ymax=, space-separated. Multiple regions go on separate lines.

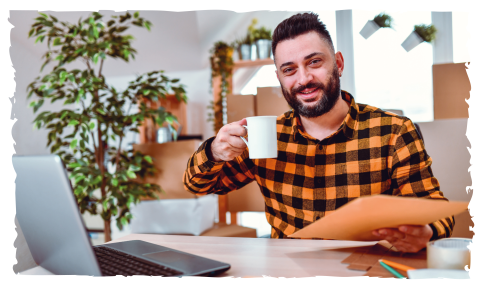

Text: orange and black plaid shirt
xmin=183 ymin=91 xmax=454 ymax=240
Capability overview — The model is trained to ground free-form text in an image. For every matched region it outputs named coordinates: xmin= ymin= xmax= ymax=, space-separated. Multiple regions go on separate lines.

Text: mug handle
xmin=239 ymin=125 xmax=249 ymax=148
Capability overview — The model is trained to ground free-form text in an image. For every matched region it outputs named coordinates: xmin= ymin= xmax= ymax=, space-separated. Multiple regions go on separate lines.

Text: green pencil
xmin=379 ymin=260 xmax=406 ymax=279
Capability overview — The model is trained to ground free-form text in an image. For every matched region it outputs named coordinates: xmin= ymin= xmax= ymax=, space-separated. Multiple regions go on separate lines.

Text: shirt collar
xmin=291 ymin=90 xmax=359 ymax=141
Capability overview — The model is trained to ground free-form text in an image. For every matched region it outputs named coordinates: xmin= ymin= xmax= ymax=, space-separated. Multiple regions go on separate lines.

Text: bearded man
xmin=183 ymin=12 xmax=454 ymax=253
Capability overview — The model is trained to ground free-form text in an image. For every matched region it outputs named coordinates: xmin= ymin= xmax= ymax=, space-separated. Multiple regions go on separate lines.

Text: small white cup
xmin=240 ymin=116 xmax=278 ymax=159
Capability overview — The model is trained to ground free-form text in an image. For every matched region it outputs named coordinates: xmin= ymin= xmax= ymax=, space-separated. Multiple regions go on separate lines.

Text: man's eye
xmin=283 ymin=68 xmax=293 ymax=74
xmin=310 ymin=59 xmax=321 ymax=65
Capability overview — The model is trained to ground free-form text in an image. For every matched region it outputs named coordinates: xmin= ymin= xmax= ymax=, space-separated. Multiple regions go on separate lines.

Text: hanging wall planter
xmin=401 ymin=24 xmax=437 ymax=52
xmin=360 ymin=20 xmax=381 ymax=39
xmin=401 ymin=31 xmax=424 ymax=52
xmin=359 ymin=13 xmax=393 ymax=39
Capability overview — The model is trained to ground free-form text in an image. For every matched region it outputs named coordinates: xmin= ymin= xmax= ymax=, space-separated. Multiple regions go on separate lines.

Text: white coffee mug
xmin=240 ymin=116 xmax=278 ymax=159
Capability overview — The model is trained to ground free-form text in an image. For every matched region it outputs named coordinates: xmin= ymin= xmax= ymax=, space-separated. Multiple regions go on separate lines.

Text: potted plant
xmin=359 ymin=12 xmax=394 ymax=39
xmin=252 ymin=26 xmax=272 ymax=59
xmin=235 ymin=33 xmax=253 ymax=61
xmin=207 ymin=41 xmax=234 ymax=133
xmin=401 ymin=24 xmax=437 ymax=52
xmin=27 ymin=11 xmax=187 ymax=242
xmin=245 ymin=18 xmax=259 ymax=61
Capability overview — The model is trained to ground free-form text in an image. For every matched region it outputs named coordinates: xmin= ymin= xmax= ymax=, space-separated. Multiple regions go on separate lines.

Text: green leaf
xmin=93 ymin=53 xmax=99 ymax=64
xmin=89 ymin=122 xmax=95 ymax=130
xmin=93 ymin=26 xmax=99 ymax=38
xmin=112 ymin=178 xmax=118 ymax=187
xmin=144 ymin=21 xmax=151 ymax=31
xmin=134 ymin=12 xmax=139 ymax=18
xmin=144 ymin=155 xmax=153 ymax=164
xmin=60 ymin=111 xmax=69 ymax=119
xmin=70 ymin=139 xmax=78 ymax=149
xmin=59 ymin=71 xmax=67 ymax=80
xmin=126 ymin=170 xmax=137 ymax=179
xmin=120 ymin=217 xmax=128 ymax=226
xmin=39 ymin=12 xmax=48 ymax=19
xmin=103 ymin=199 xmax=108 ymax=211
xmin=129 ymin=165 xmax=141 ymax=172
xmin=29 ymin=101 xmax=36 ymax=107
xmin=68 ymin=120 xmax=79 ymax=126
xmin=91 ymin=175 xmax=102 ymax=185
xmin=68 ymin=162 xmax=81 ymax=168
xmin=53 ymin=38 xmax=61 ymax=46
xmin=74 ymin=174 xmax=86 ymax=183
xmin=96 ymin=108 xmax=106 ymax=115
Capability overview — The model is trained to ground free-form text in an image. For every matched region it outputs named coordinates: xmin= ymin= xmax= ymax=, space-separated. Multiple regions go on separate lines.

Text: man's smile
xmin=297 ymin=86 xmax=320 ymax=100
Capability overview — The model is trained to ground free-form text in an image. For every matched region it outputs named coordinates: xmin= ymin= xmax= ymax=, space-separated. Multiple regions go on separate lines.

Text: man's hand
xmin=208 ymin=119 xmax=248 ymax=162
xmin=372 ymin=224 xmax=433 ymax=253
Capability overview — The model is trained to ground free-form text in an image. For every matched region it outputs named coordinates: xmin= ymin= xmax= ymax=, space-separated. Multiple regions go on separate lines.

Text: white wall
xmin=417 ymin=118 xmax=472 ymax=202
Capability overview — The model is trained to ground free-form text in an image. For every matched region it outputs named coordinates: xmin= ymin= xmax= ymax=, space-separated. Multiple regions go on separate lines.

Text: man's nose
xmin=297 ymin=67 xmax=313 ymax=86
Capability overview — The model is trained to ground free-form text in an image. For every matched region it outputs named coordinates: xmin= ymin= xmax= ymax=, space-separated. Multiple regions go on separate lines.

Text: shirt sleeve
xmin=390 ymin=118 xmax=454 ymax=240
xmin=183 ymin=136 xmax=256 ymax=196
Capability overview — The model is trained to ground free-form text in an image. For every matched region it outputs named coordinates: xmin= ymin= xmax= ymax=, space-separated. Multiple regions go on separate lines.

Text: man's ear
xmin=335 ymin=51 xmax=345 ymax=77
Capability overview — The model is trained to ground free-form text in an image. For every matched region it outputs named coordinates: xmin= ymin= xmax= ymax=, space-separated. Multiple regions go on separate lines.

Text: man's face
xmin=275 ymin=31 xmax=343 ymax=118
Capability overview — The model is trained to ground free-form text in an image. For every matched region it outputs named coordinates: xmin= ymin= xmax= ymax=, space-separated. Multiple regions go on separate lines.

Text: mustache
xmin=291 ymin=82 xmax=325 ymax=95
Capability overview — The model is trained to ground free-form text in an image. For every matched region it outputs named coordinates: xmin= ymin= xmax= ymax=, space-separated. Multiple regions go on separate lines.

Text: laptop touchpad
xmin=144 ymin=251 xmax=221 ymax=274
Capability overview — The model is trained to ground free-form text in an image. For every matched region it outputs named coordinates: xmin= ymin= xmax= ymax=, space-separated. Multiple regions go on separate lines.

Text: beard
xmin=280 ymin=65 xmax=341 ymax=118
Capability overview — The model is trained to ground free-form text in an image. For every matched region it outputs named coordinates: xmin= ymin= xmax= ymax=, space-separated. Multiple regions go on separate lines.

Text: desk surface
xmin=111 ymin=234 xmax=378 ymax=277
xmin=22 ymin=234 xmax=380 ymax=277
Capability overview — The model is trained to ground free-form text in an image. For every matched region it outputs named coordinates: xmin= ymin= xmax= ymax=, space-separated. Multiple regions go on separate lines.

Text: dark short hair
xmin=272 ymin=12 xmax=335 ymax=58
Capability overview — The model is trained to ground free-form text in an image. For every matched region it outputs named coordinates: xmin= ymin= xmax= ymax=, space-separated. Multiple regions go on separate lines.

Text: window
xmin=352 ymin=10 xmax=434 ymax=122
xmin=452 ymin=11 xmax=470 ymax=64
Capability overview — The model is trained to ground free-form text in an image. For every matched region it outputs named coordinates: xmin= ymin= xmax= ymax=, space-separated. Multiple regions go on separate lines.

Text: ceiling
xmin=9 ymin=10 xmax=298 ymax=77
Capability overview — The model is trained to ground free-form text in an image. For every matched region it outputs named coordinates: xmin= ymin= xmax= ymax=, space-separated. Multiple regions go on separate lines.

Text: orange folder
xmin=288 ymin=194 xmax=468 ymax=240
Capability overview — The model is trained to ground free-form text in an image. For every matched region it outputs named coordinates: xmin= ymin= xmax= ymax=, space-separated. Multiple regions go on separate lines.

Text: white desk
xmin=21 ymin=234 xmax=379 ymax=277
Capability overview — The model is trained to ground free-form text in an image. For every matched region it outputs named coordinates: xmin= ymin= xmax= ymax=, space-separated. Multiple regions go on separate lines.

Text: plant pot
xmin=255 ymin=39 xmax=272 ymax=59
xmin=359 ymin=20 xmax=381 ymax=39
xmin=401 ymin=31 xmax=424 ymax=52
xmin=239 ymin=44 xmax=251 ymax=61
xmin=250 ymin=43 xmax=257 ymax=61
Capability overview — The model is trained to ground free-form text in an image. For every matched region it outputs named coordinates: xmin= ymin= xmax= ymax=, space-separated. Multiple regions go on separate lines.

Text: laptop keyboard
xmin=93 ymin=246 xmax=184 ymax=277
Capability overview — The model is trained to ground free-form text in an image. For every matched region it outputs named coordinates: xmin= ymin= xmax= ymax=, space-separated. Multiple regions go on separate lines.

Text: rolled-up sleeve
xmin=183 ymin=137 xmax=256 ymax=196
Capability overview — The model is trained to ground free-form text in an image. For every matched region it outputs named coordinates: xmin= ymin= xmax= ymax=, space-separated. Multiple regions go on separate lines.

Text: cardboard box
xmin=226 ymin=94 xmax=255 ymax=123
xmin=432 ymin=63 xmax=470 ymax=119
xmin=133 ymin=140 xmax=201 ymax=199
xmin=256 ymin=86 xmax=291 ymax=117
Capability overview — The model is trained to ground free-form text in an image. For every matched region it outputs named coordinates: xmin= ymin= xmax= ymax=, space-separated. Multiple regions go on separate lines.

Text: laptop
xmin=14 ymin=155 xmax=231 ymax=276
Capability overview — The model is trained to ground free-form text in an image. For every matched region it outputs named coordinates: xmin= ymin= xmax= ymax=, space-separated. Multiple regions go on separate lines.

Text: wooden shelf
xmin=233 ymin=58 xmax=274 ymax=71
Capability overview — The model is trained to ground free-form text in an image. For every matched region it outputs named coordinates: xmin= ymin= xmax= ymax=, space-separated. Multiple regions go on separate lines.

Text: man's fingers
xmin=235 ymin=118 xmax=247 ymax=126
xmin=399 ymin=225 xmax=430 ymax=237
xmin=377 ymin=228 xmax=406 ymax=240
xmin=228 ymin=135 xmax=248 ymax=149
xmin=391 ymin=240 xmax=422 ymax=253
xmin=223 ymin=122 xmax=247 ymax=137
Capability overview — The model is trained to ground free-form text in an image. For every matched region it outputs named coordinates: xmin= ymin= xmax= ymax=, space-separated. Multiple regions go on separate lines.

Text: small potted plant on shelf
xmin=401 ymin=24 xmax=437 ymax=52
xmin=252 ymin=26 xmax=272 ymax=60
xmin=359 ymin=12 xmax=394 ymax=39
xmin=235 ymin=33 xmax=253 ymax=61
